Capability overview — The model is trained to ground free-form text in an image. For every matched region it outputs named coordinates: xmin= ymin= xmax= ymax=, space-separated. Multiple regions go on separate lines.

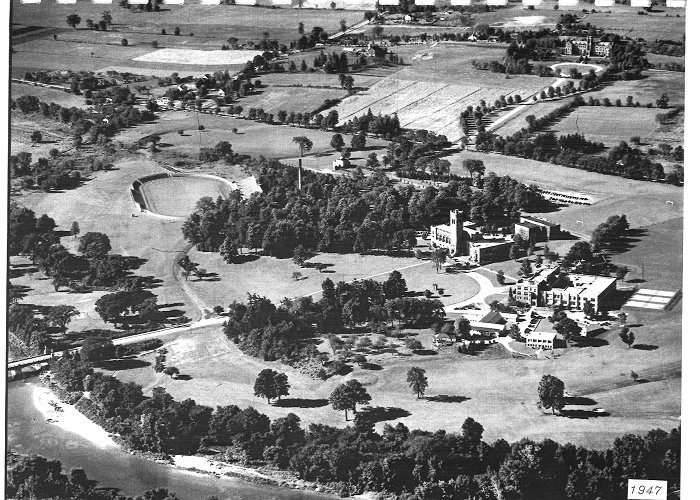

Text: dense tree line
xmin=10 ymin=152 xmax=83 ymax=192
xmin=6 ymin=452 xmax=183 ymax=500
xmin=47 ymin=356 xmax=681 ymax=499
xmin=181 ymin=158 xmax=547 ymax=257
xmin=338 ymin=108 xmax=402 ymax=140
xmin=222 ymin=273 xmax=442 ymax=364
xmin=12 ymin=94 xmax=154 ymax=143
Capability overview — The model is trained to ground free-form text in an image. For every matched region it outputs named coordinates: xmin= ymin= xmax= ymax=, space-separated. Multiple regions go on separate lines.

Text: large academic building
xmin=514 ymin=266 xmax=617 ymax=313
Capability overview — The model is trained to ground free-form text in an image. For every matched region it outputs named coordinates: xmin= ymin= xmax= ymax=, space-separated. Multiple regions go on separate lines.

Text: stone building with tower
xmin=429 ymin=210 xmax=514 ymax=265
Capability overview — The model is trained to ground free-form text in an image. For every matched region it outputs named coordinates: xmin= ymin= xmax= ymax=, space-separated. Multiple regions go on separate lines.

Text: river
xmin=7 ymin=381 xmax=336 ymax=500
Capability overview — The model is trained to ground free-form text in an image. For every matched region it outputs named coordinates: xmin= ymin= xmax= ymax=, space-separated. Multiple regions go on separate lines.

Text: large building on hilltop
xmin=514 ymin=266 xmax=617 ymax=312
xmin=563 ymin=36 xmax=613 ymax=58
xmin=430 ymin=210 xmax=513 ymax=265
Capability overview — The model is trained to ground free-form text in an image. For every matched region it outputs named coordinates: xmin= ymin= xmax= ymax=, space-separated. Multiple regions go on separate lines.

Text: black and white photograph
xmin=4 ymin=0 xmax=689 ymax=498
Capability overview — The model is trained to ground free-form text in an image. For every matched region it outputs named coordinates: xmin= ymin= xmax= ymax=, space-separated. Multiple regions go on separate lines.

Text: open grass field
xmin=186 ymin=248 xmax=479 ymax=309
xmin=11 ymin=0 xmax=366 ymax=44
xmin=12 ymin=156 xmax=201 ymax=333
xmin=139 ymin=175 xmax=233 ymax=218
xmin=11 ymin=82 xmax=88 ymax=109
xmin=239 ymin=85 xmax=348 ymax=115
xmin=10 ymin=110 xmax=73 ymax=158
xmin=470 ymin=3 xmax=685 ymax=41
xmin=109 ymin=302 xmax=680 ymax=449
xmin=446 ymin=149 xmax=683 ymax=236
xmin=133 ymin=48 xmax=262 ymax=66
xmin=118 ymin=110 xmax=388 ymax=161
xmin=495 ymin=71 xmax=685 ymax=137
xmin=551 ymin=106 xmax=662 ymax=146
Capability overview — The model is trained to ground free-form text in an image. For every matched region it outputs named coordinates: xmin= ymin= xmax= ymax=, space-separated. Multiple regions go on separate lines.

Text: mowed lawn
xmin=139 ymin=175 xmax=232 ymax=218
xmin=111 ymin=304 xmax=680 ymax=449
xmin=185 ymin=249 xmax=480 ymax=309
xmin=120 ymin=110 xmax=389 ymax=160
xmin=446 ymin=150 xmax=683 ymax=237
xmin=240 ymin=86 xmax=348 ymax=115
xmin=12 ymin=157 xmax=202 ymax=332
xmin=495 ymin=71 xmax=685 ymax=137
xmin=551 ymin=107 xmax=662 ymax=146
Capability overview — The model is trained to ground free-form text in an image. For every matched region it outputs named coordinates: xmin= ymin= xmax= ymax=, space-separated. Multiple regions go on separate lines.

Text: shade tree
xmin=406 ymin=367 xmax=428 ymax=399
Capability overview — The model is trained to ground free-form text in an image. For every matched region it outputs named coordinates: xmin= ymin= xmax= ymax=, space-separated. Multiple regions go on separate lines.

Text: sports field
xmin=551 ymin=107 xmax=663 ymax=146
xmin=139 ymin=175 xmax=233 ymax=218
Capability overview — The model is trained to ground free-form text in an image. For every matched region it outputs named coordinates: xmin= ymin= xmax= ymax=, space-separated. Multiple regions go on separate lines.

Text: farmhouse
xmin=515 ymin=266 xmax=617 ymax=312
xmin=563 ymin=36 xmax=613 ymax=58
xmin=514 ymin=215 xmax=561 ymax=242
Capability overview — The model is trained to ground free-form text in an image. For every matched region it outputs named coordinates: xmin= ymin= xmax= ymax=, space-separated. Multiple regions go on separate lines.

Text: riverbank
xmin=36 ymin=381 xmax=342 ymax=498
xmin=32 ymin=384 xmax=118 ymax=449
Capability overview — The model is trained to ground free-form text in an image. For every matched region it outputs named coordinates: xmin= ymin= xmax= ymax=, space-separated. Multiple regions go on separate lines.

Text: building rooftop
xmin=521 ymin=215 xmax=560 ymax=227
xmin=527 ymin=331 xmax=557 ymax=341
xmin=515 ymin=221 xmax=540 ymax=230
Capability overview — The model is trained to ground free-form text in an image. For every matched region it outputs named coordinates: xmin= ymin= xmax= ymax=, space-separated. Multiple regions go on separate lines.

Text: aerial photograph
xmin=5 ymin=0 xmax=685 ymax=498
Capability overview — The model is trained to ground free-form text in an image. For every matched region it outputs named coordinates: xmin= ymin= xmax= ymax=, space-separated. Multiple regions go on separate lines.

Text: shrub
xmin=121 ymin=38 xmax=128 ymax=46
xmin=198 ymin=125 xmax=205 ymax=131
xmin=177 ymin=129 xmax=184 ymax=135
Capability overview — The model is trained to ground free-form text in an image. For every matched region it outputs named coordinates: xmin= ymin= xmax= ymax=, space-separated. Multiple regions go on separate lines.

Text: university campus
xmin=6 ymin=0 xmax=685 ymax=499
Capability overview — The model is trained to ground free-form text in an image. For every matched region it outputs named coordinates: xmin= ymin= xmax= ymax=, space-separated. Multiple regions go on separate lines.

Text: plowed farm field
xmin=332 ymin=75 xmax=545 ymax=141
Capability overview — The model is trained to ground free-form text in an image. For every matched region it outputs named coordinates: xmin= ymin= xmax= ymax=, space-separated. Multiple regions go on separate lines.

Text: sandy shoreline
xmin=33 ymin=383 xmax=343 ymax=497
xmin=32 ymin=385 xmax=118 ymax=449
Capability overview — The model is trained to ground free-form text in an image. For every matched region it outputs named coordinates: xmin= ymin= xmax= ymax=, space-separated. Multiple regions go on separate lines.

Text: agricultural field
xmin=10 ymin=110 xmax=74 ymax=158
xmin=330 ymin=43 xmax=551 ymax=140
xmin=238 ymin=85 xmax=348 ymax=115
xmin=11 ymin=0 xmax=366 ymax=44
xmin=10 ymin=82 xmax=88 ymax=109
xmin=551 ymin=107 xmax=664 ymax=146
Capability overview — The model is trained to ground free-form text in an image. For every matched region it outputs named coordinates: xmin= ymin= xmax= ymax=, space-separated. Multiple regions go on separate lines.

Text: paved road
xmin=7 ymin=317 xmax=226 ymax=370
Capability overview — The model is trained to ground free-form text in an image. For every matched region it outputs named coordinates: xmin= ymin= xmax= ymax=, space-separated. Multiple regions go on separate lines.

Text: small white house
xmin=333 ymin=158 xmax=350 ymax=170
xmin=525 ymin=331 xmax=557 ymax=350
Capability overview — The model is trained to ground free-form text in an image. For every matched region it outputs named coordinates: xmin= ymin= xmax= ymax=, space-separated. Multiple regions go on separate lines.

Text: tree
xmin=163 ymin=366 xmax=180 ymax=378
xmin=293 ymin=136 xmax=313 ymax=157
xmin=496 ymin=270 xmax=506 ymax=285
xmin=582 ymin=301 xmax=595 ymax=319
xmin=329 ymin=383 xmax=354 ymax=421
xmin=553 ymin=317 xmax=581 ymax=340
xmin=274 ymin=371 xmax=290 ymax=401
xmin=292 ymin=271 xmax=302 ymax=281
xmin=30 ymin=131 xmax=42 ymax=145
xmin=431 ymin=247 xmax=446 ymax=273
xmin=615 ymin=266 xmax=629 ymax=281
xmin=462 ymin=159 xmax=485 ymax=181
xmin=66 ymin=14 xmax=81 ymax=29
xmin=219 ymin=236 xmax=239 ymax=264
xmin=538 ymin=374 xmax=565 ymax=415
xmin=47 ymin=305 xmax=79 ymax=333
xmin=383 ymin=270 xmax=407 ymax=300
xmin=70 ymin=221 xmax=80 ymax=238
xmin=254 ymin=369 xmax=278 ymax=404
xmin=518 ymin=259 xmax=533 ymax=277
xmin=406 ymin=367 xmax=428 ymax=399
xmin=81 ymin=336 xmax=115 ymax=364
xmin=292 ymin=245 xmax=311 ymax=267
xmin=101 ymin=10 xmax=112 ymax=28
xmin=78 ymin=232 xmax=112 ymax=259
xmin=330 ymin=133 xmax=345 ymax=152
xmin=178 ymin=255 xmax=198 ymax=280
xmin=619 ymin=326 xmax=635 ymax=348
xmin=329 ymin=379 xmax=371 ymax=420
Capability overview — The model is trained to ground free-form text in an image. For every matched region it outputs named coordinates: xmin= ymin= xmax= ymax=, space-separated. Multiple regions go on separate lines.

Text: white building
xmin=526 ymin=331 xmax=556 ymax=350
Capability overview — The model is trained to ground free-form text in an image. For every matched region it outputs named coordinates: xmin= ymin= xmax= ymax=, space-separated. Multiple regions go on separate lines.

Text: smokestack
xmin=298 ymin=158 xmax=302 ymax=190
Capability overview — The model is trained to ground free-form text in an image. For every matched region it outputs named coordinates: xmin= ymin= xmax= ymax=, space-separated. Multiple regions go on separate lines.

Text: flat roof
xmin=521 ymin=215 xmax=559 ymax=227
xmin=568 ymin=274 xmax=617 ymax=297
xmin=515 ymin=221 xmax=540 ymax=230
xmin=527 ymin=331 xmax=557 ymax=341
